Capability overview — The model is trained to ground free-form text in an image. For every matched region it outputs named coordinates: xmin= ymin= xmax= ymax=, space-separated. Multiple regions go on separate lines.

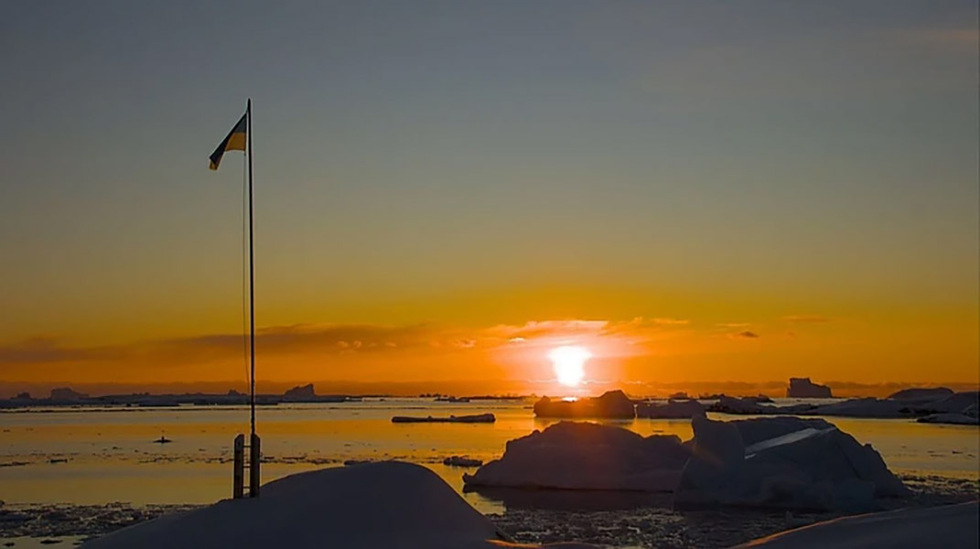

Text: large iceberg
xmin=463 ymin=421 xmax=691 ymax=492
xmin=786 ymin=378 xmax=832 ymax=398
xmin=533 ymin=390 xmax=636 ymax=419
xmin=675 ymin=416 xmax=909 ymax=512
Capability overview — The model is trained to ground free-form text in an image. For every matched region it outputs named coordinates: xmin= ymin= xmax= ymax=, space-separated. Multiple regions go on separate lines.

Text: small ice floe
xmin=391 ymin=413 xmax=495 ymax=423
xmin=636 ymin=399 xmax=706 ymax=419
xmin=443 ymin=456 xmax=482 ymax=467
xmin=917 ymin=413 xmax=979 ymax=426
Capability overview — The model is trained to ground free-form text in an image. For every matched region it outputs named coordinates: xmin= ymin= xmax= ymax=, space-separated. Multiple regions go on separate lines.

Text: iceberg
xmin=463 ymin=422 xmax=691 ymax=492
xmin=675 ymin=416 xmax=909 ymax=512
xmin=533 ymin=390 xmax=635 ymax=419
xmin=786 ymin=378 xmax=832 ymax=398
xmin=636 ymin=399 xmax=706 ymax=419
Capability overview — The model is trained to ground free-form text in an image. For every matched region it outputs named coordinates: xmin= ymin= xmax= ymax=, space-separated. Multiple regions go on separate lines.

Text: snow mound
xmin=733 ymin=501 xmax=979 ymax=548
xmin=533 ymin=390 xmax=635 ymax=419
xmin=675 ymin=416 xmax=909 ymax=512
xmin=83 ymin=462 xmax=516 ymax=549
xmin=636 ymin=399 xmax=706 ymax=419
xmin=463 ymin=421 xmax=691 ymax=491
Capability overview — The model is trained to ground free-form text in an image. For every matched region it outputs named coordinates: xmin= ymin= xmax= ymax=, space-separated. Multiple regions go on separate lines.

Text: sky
xmin=1 ymin=1 xmax=978 ymax=397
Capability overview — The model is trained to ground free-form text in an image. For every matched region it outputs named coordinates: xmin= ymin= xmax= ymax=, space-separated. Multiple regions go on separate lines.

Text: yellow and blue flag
xmin=209 ymin=112 xmax=247 ymax=170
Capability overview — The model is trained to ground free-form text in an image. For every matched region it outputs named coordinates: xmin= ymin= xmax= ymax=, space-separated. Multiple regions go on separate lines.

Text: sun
xmin=548 ymin=345 xmax=591 ymax=387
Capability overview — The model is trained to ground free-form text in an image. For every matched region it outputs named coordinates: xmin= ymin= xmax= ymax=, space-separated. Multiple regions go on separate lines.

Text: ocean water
xmin=1 ymin=398 xmax=977 ymax=514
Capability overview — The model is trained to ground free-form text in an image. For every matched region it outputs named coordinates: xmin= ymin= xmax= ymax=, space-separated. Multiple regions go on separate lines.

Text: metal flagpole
xmin=246 ymin=98 xmax=260 ymax=498
xmin=247 ymin=98 xmax=255 ymax=439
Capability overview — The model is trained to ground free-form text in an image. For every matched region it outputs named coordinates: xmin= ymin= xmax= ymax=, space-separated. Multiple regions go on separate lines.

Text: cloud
xmin=717 ymin=322 xmax=750 ymax=328
xmin=0 ymin=316 xmax=700 ymax=370
xmin=732 ymin=331 xmax=760 ymax=339
xmin=0 ymin=337 xmax=124 ymax=364
xmin=782 ymin=315 xmax=831 ymax=324
xmin=651 ymin=318 xmax=689 ymax=326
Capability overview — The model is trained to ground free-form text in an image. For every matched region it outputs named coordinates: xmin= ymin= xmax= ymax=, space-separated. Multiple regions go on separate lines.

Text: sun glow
xmin=548 ymin=345 xmax=591 ymax=387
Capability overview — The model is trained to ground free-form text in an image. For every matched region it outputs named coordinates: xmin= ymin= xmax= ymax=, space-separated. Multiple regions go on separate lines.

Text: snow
xmin=463 ymin=421 xmax=691 ymax=492
xmin=734 ymin=501 xmax=979 ymax=548
xmin=636 ymin=399 xmax=706 ymax=419
xmin=675 ymin=416 xmax=909 ymax=512
xmin=82 ymin=462 xmax=519 ymax=549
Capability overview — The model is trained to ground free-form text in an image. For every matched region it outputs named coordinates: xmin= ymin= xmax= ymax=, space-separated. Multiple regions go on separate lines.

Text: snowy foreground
xmin=78 ymin=420 xmax=977 ymax=548
xmin=81 ymin=461 xmax=595 ymax=549
xmin=735 ymin=501 xmax=979 ymax=548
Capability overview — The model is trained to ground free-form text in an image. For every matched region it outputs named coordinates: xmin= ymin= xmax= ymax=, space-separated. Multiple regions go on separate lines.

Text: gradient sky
xmin=2 ymin=1 xmax=978 ymax=395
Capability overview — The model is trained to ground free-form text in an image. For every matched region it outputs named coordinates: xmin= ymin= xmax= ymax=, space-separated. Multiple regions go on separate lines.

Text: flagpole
xmin=247 ymin=98 xmax=255 ymax=439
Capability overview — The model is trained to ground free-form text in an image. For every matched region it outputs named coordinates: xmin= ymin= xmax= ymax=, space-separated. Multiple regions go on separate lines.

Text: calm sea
xmin=1 ymin=398 xmax=977 ymax=514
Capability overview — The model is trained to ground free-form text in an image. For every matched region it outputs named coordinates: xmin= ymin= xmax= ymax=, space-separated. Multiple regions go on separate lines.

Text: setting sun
xmin=548 ymin=345 xmax=591 ymax=387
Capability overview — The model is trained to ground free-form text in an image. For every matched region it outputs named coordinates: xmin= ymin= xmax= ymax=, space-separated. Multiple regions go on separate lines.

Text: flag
xmin=209 ymin=111 xmax=248 ymax=170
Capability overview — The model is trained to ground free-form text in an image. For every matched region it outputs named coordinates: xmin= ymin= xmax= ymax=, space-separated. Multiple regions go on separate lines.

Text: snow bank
xmin=636 ymin=399 xmax=706 ymax=419
xmin=675 ymin=416 xmax=908 ymax=512
xmin=83 ymin=462 xmax=517 ymax=549
xmin=463 ymin=422 xmax=691 ymax=492
xmin=533 ymin=390 xmax=635 ymax=419
xmin=734 ymin=501 xmax=979 ymax=548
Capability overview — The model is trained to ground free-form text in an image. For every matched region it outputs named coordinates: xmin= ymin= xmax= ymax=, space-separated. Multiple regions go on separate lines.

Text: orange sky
xmin=2 ymin=4 xmax=978 ymax=398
